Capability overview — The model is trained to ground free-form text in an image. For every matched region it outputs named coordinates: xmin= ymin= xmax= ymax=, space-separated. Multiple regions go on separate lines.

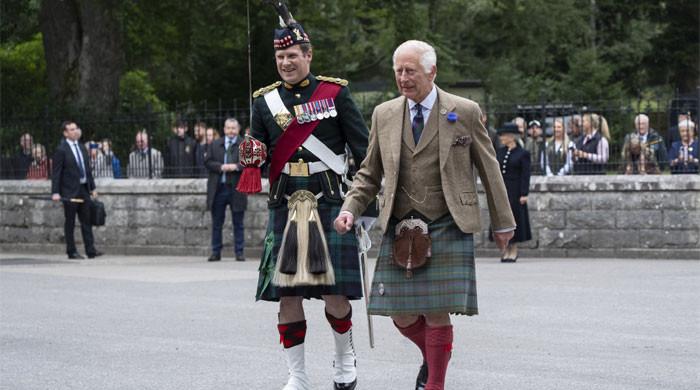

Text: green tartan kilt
xmin=256 ymin=176 xmax=362 ymax=301
xmin=368 ymin=213 xmax=478 ymax=316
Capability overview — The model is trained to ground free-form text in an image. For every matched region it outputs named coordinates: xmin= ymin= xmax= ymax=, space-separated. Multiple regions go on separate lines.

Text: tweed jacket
xmin=341 ymin=87 xmax=515 ymax=234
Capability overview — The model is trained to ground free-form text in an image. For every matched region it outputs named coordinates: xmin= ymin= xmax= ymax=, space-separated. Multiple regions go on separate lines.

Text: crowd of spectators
xmin=2 ymin=114 xmax=698 ymax=181
xmin=486 ymin=112 xmax=698 ymax=176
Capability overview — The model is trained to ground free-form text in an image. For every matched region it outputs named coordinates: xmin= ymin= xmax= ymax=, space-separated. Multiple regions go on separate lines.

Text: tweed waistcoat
xmin=392 ymin=101 xmax=449 ymax=220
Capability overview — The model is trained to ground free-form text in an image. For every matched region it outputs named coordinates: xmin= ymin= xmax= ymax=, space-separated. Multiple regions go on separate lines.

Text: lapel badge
xmin=452 ymin=135 xmax=472 ymax=146
xmin=447 ymin=112 xmax=459 ymax=123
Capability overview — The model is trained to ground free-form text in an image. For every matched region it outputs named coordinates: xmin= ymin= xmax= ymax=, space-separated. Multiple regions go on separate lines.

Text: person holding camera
xmin=51 ymin=121 xmax=103 ymax=259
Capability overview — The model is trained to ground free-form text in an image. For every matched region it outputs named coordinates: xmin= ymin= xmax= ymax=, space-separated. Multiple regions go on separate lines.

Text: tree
xmin=38 ymin=0 xmax=124 ymax=114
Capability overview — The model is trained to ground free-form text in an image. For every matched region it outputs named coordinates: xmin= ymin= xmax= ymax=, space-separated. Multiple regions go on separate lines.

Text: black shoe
xmin=67 ymin=253 xmax=84 ymax=260
xmin=235 ymin=254 xmax=245 ymax=262
xmin=334 ymin=379 xmax=357 ymax=390
xmin=501 ymin=257 xmax=516 ymax=263
xmin=208 ymin=253 xmax=221 ymax=262
xmin=87 ymin=251 xmax=103 ymax=259
xmin=416 ymin=361 xmax=428 ymax=390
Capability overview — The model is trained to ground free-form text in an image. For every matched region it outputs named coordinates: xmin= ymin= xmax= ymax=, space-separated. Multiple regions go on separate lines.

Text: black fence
xmin=1 ymin=94 xmax=698 ymax=180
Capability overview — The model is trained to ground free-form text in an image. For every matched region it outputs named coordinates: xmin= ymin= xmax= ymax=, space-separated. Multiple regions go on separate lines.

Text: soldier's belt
xmin=283 ymin=159 xmax=332 ymax=177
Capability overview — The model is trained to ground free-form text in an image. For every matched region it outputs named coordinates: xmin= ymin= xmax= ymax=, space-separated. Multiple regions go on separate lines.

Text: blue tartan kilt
xmin=256 ymin=176 xmax=362 ymax=301
xmin=368 ymin=213 xmax=478 ymax=316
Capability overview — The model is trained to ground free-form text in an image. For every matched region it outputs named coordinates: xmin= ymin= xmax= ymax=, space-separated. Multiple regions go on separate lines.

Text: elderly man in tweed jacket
xmin=334 ymin=40 xmax=515 ymax=390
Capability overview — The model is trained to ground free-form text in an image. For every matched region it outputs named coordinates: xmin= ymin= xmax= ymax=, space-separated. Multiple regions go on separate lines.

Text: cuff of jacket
xmin=493 ymin=226 xmax=516 ymax=233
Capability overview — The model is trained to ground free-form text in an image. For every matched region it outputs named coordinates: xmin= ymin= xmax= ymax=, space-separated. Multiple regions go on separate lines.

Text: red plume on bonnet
xmin=236 ymin=135 xmax=267 ymax=194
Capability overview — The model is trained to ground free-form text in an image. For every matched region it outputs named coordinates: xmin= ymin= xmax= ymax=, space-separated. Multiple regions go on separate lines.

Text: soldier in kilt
xmin=247 ymin=4 xmax=369 ymax=390
xmin=335 ymin=41 xmax=516 ymax=390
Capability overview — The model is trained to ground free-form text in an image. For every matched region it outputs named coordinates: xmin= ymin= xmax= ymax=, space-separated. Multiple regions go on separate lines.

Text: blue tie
xmin=412 ymin=104 xmax=424 ymax=145
xmin=73 ymin=143 xmax=86 ymax=179
xmin=222 ymin=139 xmax=231 ymax=183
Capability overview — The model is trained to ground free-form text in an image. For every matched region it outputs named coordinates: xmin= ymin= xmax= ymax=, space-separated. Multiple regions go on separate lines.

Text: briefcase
xmin=90 ymin=200 xmax=107 ymax=226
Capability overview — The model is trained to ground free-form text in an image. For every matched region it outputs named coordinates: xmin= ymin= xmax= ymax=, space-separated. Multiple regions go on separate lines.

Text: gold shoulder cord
xmin=253 ymin=81 xmax=282 ymax=98
xmin=316 ymin=75 xmax=349 ymax=87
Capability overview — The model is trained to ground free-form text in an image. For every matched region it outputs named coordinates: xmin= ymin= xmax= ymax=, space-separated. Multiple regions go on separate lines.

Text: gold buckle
xmin=288 ymin=159 xmax=309 ymax=177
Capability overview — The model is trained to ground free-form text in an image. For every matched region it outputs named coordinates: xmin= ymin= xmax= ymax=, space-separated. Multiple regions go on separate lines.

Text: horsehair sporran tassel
xmin=272 ymin=190 xmax=335 ymax=287
xmin=279 ymin=209 xmax=298 ymax=275
xmin=308 ymin=210 xmax=328 ymax=274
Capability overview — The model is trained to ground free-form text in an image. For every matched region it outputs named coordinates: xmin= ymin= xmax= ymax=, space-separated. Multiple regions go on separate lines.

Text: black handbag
xmin=90 ymin=200 xmax=107 ymax=226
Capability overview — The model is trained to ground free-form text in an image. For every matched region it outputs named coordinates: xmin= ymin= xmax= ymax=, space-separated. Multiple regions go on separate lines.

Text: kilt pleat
xmin=256 ymin=176 xmax=362 ymax=301
xmin=368 ymin=214 xmax=478 ymax=316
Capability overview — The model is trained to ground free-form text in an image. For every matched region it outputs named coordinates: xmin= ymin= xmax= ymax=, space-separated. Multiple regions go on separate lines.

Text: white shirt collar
xmin=408 ymin=85 xmax=437 ymax=112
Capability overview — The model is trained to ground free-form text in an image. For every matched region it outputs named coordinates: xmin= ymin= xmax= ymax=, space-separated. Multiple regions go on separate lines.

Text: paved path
xmin=1 ymin=253 xmax=698 ymax=389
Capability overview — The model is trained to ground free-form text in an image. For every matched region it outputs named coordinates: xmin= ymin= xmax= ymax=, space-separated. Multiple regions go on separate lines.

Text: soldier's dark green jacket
xmin=251 ymin=73 xmax=369 ymax=183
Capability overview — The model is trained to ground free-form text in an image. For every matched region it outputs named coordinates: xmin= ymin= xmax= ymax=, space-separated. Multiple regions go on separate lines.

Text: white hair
xmin=392 ymin=40 xmax=437 ymax=74
xmin=634 ymin=114 xmax=649 ymax=125
xmin=678 ymin=119 xmax=696 ymax=130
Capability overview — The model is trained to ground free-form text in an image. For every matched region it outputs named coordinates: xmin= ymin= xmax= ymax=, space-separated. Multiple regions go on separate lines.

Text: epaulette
xmin=252 ymin=81 xmax=282 ymax=98
xmin=316 ymin=75 xmax=348 ymax=86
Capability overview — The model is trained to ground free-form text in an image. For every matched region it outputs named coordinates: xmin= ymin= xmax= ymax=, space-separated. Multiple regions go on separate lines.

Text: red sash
xmin=268 ymin=82 xmax=342 ymax=184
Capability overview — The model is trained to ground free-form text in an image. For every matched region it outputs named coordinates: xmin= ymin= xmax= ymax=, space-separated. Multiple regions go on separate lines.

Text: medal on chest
xmin=293 ymin=97 xmax=336 ymax=124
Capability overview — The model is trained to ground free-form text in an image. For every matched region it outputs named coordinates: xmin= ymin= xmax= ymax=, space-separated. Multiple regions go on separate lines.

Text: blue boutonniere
xmin=447 ymin=112 xmax=459 ymax=123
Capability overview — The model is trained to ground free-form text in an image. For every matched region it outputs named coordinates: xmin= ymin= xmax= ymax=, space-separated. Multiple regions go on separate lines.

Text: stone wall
xmin=1 ymin=175 xmax=698 ymax=259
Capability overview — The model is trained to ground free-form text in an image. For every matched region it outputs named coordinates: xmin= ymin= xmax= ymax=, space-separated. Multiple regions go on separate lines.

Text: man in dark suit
xmin=51 ymin=121 xmax=103 ymax=259
xmin=204 ymin=118 xmax=247 ymax=262
xmin=166 ymin=120 xmax=198 ymax=177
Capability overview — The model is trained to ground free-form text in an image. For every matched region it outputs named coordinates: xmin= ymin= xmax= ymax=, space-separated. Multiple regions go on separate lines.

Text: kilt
xmin=256 ymin=175 xmax=362 ymax=301
xmin=368 ymin=213 xmax=478 ymax=316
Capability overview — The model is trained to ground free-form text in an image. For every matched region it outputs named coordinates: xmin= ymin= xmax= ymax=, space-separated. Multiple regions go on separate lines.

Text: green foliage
xmin=1 ymin=0 xmax=697 ymax=117
xmin=0 ymin=33 xmax=47 ymax=116
xmin=119 ymin=70 xmax=167 ymax=113
xmin=0 ymin=0 xmax=40 ymax=44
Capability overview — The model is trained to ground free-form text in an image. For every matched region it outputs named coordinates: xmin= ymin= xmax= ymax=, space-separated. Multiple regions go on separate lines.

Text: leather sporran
xmin=392 ymin=218 xmax=431 ymax=278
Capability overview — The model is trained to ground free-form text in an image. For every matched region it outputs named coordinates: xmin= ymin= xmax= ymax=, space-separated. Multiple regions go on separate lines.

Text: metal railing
xmin=1 ymin=95 xmax=698 ymax=180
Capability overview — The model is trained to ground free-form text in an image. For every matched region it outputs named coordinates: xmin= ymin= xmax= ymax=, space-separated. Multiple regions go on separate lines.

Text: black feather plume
xmin=263 ymin=0 xmax=295 ymax=27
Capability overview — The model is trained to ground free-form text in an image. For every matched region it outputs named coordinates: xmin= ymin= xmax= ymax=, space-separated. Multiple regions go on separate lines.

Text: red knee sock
xmin=425 ymin=325 xmax=453 ymax=390
xmin=278 ymin=320 xmax=307 ymax=348
xmin=394 ymin=316 xmax=427 ymax=359
xmin=325 ymin=307 xmax=352 ymax=334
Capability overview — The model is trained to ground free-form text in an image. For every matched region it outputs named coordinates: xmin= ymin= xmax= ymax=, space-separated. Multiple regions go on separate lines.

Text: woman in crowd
xmin=26 ymin=143 xmax=50 ymax=180
xmin=493 ymin=123 xmax=532 ymax=262
xmin=542 ymin=118 xmax=573 ymax=176
xmin=97 ymin=138 xmax=121 ymax=178
xmin=572 ymin=113 xmax=610 ymax=174
xmin=669 ymin=119 xmax=699 ymax=174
